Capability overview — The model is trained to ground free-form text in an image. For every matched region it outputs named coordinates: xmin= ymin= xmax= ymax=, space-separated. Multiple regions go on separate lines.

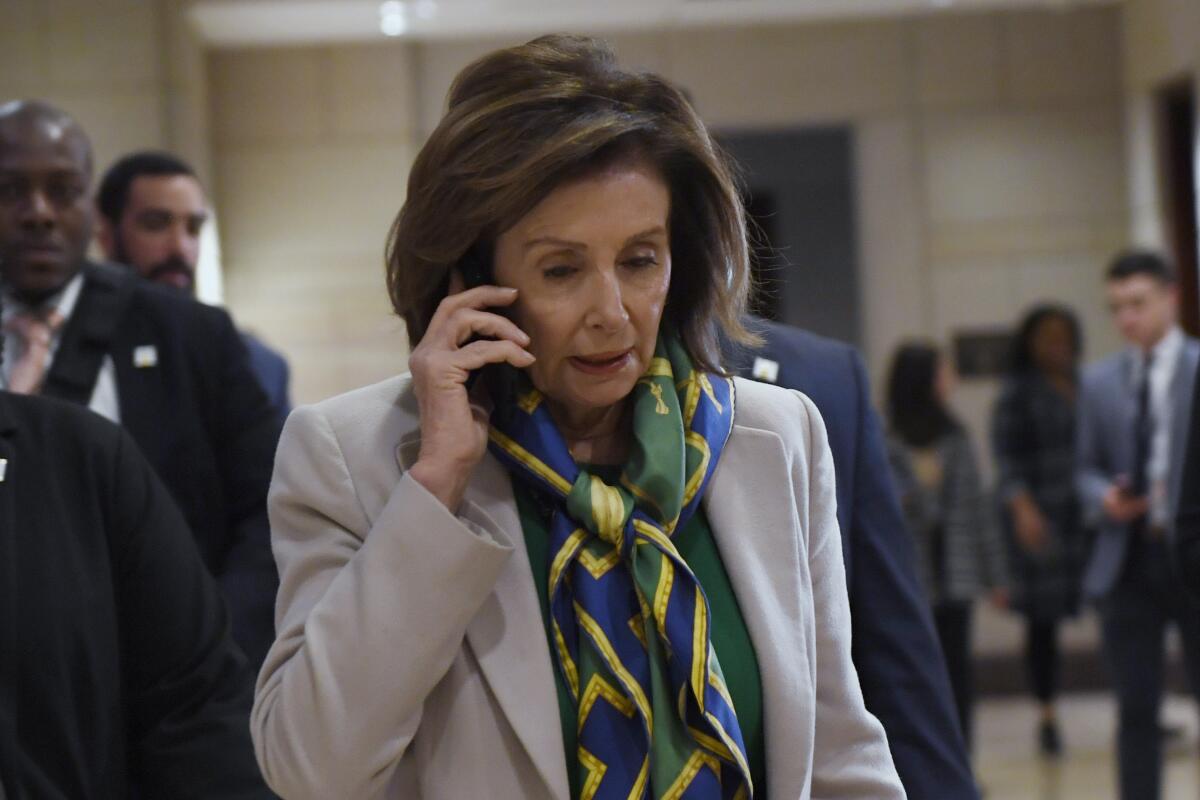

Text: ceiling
xmin=189 ymin=0 xmax=1120 ymax=48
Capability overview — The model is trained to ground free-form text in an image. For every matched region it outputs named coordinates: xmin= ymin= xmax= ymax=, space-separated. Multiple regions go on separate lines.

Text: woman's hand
xmin=1101 ymin=477 xmax=1150 ymax=524
xmin=1010 ymin=491 xmax=1049 ymax=554
xmin=407 ymin=285 xmax=534 ymax=511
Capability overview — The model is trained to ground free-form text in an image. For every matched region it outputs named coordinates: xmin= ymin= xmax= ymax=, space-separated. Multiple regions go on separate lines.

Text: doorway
xmin=1159 ymin=78 xmax=1199 ymax=335
xmin=718 ymin=128 xmax=860 ymax=345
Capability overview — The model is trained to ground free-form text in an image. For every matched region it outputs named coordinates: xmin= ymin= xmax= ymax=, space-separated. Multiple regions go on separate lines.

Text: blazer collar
xmin=396 ymin=414 xmax=806 ymax=799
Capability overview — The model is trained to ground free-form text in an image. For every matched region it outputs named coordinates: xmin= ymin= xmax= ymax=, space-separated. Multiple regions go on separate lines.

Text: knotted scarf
xmin=488 ymin=335 xmax=752 ymax=800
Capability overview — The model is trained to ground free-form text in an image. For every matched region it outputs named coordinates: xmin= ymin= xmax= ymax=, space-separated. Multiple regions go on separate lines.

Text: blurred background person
xmin=0 ymin=100 xmax=280 ymax=670
xmin=95 ymin=150 xmax=291 ymax=429
xmin=1177 ymin=371 xmax=1200 ymax=596
xmin=1076 ymin=250 xmax=1200 ymax=800
xmin=252 ymin=35 xmax=904 ymax=800
xmin=990 ymin=304 xmax=1086 ymax=758
xmin=0 ymin=382 xmax=270 ymax=797
xmin=885 ymin=341 xmax=1010 ymax=755
xmin=724 ymin=316 xmax=978 ymax=799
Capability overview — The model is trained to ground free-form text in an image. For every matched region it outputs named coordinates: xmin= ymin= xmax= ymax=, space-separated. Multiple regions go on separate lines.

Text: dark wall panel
xmin=718 ymin=127 xmax=860 ymax=345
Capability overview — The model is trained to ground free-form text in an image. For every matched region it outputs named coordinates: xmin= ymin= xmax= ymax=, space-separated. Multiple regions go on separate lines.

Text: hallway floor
xmin=975 ymin=693 xmax=1200 ymax=799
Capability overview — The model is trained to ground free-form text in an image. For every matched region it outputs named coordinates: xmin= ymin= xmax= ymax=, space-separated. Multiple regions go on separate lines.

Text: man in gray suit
xmin=1076 ymin=250 xmax=1200 ymax=800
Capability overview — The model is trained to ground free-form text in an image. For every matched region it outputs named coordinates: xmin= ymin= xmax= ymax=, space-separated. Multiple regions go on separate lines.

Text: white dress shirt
xmin=1134 ymin=326 xmax=1183 ymax=528
xmin=1 ymin=273 xmax=121 ymax=422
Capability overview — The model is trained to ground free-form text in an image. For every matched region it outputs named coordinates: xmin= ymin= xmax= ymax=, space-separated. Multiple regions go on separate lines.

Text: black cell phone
xmin=458 ymin=244 xmax=517 ymax=401
xmin=458 ymin=243 xmax=492 ymax=294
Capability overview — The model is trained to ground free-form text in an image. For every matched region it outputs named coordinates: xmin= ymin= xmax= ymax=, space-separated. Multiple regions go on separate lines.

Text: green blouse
xmin=513 ymin=476 xmax=767 ymax=799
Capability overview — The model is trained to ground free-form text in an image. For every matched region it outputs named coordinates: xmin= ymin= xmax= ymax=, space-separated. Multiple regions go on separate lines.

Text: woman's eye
xmin=625 ymin=256 xmax=659 ymax=269
xmin=543 ymin=264 xmax=577 ymax=279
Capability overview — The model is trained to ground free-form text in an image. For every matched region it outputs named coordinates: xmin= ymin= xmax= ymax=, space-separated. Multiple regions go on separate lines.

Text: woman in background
xmin=990 ymin=305 xmax=1084 ymax=757
xmin=886 ymin=342 xmax=1009 ymax=754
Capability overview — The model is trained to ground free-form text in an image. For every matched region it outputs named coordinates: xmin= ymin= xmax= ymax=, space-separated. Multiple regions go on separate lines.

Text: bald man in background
xmin=0 ymin=99 xmax=280 ymax=669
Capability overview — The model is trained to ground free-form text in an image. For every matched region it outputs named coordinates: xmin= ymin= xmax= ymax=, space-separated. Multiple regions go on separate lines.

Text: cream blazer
xmin=251 ymin=375 xmax=905 ymax=800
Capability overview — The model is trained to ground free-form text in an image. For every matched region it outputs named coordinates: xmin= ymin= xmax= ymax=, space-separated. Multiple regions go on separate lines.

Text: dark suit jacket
xmin=40 ymin=262 xmax=280 ymax=667
xmin=242 ymin=331 xmax=292 ymax=430
xmin=0 ymin=391 xmax=271 ymax=798
xmin=723 ymin=318 xmax=979 ymax=800
xmin=1175 ymin=366 xmax=1200 ymax=596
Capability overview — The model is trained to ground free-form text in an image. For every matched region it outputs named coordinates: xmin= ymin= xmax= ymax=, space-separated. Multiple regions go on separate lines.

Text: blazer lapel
xmin=42 ymin=263 xmax=132 ymax=407
xmin=395 ymin=438 xmax=569 ymax=799
xmin=1167 ymin=341 xmax=1200 ymax=532
xmin=1112 ymin=351 xmax=1138 ymax=473
xmin=703 ymin=421 xmax=810 ymax=800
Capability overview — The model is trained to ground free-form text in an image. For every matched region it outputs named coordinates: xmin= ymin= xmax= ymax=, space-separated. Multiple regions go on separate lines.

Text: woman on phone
xmin=251 ymin=35 xmax=904 ymax=800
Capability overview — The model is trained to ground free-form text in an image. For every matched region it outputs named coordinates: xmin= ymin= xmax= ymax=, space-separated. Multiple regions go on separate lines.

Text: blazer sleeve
xmin=111 ymin=426 xmax=271 ymax=798
xmin=1074 ymin=369 xmax=1111 ymax=529
xmin=207 ymin=309 xmax=283 ymax=669
xmin=251 ymin=404 xmax=514 ymax=799
xmin=1175 ymin=373 xmax=1200 ymax=596
xmin=843 ymin=356 xmax=979 ymax=798
xmin=794 ymin=393 xmax=907 ymax=799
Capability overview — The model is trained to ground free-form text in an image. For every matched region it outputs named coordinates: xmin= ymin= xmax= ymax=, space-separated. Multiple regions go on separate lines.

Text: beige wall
xmin=208 ymin=45 xmax=419 ymax=403
xmin=0 ymin=0 xmax=208 ymax=185
xmin=2 ymin=1 xmax=1127 ymax=486
xmin=210 ymin=12 xmax=1129 ymax=658
xmin=213 ymin=9 xmax=1128 ymax=430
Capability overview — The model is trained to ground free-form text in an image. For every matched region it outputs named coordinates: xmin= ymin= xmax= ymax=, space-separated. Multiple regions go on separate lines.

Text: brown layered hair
xmin=385 ymin=34 xmax=757 ymax=371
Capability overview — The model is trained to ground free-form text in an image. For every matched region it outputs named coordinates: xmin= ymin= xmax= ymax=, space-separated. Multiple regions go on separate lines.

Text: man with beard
xmin=96 ymin=150 xmax=291 ymax=427
xmin=0 ymin=99 xmax=279 ymax=669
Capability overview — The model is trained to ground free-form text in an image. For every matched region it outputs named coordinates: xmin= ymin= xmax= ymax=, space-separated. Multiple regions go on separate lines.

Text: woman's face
xmin=492 ymin=160 xmax=672 ymax=420
xmin=1030 ymin=315 xmax=1075 ymax=375
xmin=934 ymin=355 xmax=957 ymax=405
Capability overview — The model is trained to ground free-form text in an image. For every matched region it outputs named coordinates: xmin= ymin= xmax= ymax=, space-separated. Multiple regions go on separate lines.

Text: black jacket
xmin=1175 ymin=369 xmax=1200 ymax=596
xmin=723 ymin=318 xmax=979 ymax=800
xmin=0 ymin=391 xmax=270 ymax=798
xmin=40 ymin=262 xmax=280 ymax=667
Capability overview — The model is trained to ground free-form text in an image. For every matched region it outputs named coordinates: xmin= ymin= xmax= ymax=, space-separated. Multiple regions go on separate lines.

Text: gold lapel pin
xmin=751 ymin=356 xmax=779 ymax=384
xmin=133 ymin=345 xmax=158 ymax=369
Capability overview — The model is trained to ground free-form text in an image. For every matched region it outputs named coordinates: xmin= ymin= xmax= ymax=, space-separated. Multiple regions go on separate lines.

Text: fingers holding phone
xmin=408 ymin=284 xmax=534 ymax=510
xmin=1102 ymin=475 xmax=1150 ymax=524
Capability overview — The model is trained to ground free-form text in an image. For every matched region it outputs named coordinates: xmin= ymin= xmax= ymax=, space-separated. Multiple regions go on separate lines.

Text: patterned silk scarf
xmin=488 ymin=336 xmax=752 ymax=800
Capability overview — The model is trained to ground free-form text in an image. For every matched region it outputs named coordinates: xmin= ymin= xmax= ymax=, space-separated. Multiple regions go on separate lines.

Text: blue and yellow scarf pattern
xmin=489 ymin=336 xmax=752 ymax=800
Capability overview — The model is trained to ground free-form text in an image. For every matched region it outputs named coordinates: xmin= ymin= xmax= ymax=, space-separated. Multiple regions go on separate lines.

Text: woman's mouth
xmin=569 ymin=349 xmax=632 ymax=375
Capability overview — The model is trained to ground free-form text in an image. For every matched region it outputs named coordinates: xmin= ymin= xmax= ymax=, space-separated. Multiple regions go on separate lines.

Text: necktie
xmin=1130 ymin=351 xmax=1154 ymax=535
xmin=4 ymin=309 xmax=64 ymax=394
xmin=1131 ymin=351 xmax=1154 ymax=496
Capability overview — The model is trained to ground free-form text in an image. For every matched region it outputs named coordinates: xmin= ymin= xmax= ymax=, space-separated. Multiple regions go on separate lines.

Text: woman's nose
xmin=584 ymin=268 xmax=630 ymax=331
